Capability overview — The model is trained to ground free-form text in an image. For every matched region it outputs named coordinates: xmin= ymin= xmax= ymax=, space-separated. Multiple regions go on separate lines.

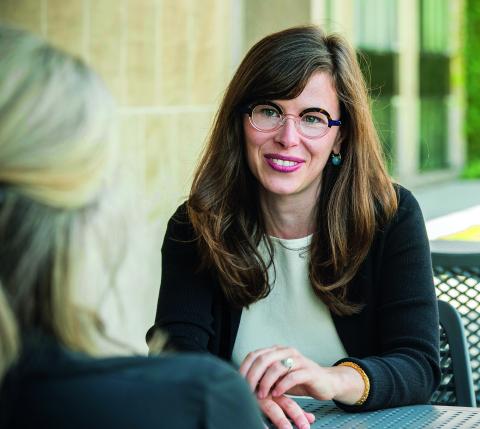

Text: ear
xmin=332 ymin=134 xmax=342 ymax=154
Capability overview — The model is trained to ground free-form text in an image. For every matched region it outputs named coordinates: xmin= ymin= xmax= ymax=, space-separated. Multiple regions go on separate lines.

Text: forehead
xmin=274 ymin=71 xmax=339 ymax=114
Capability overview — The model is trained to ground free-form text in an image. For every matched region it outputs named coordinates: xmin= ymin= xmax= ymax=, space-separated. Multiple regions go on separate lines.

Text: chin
xmin=262 ymin=182 xmax=301 ymax=197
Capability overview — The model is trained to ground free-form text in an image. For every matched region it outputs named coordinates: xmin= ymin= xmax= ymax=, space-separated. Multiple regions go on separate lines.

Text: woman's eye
xmin=261 ymin=108 xmax=280 ymax=118
xmin=303 ymin=114 xmax=327 ymax=125
xmin=304 ymin=115 xmax=320 ymax=123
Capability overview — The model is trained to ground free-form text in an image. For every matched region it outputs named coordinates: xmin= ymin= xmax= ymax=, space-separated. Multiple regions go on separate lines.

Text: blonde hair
xmin=0 ymin=25 xmax=120 ymax=382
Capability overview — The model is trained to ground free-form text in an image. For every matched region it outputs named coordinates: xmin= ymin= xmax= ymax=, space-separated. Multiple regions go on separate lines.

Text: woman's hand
xmin=239 ymin=345 xmax=365 ymax=415
xmin=258 ymin=394 xmax=315 ymax=429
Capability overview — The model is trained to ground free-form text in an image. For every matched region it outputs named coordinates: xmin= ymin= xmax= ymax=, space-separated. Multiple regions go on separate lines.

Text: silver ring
xmin=280 ymin=357 xmax=295 ymax=371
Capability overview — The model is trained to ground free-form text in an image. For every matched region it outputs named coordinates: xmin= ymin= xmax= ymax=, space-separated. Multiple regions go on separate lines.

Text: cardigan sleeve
xmin=146 ymin=203 xmax=215 ymax=353
xmin=334 ymin=187 xmax=441 ymax=412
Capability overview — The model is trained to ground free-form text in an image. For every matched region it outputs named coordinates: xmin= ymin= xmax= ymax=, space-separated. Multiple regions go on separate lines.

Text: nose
xmin=274 ymin=116 xmax=300 ymax=148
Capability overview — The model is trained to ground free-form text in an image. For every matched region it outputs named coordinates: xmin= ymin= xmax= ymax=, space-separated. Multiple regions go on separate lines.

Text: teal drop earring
xmin=331 ymin=152 xmax=342 ymax=166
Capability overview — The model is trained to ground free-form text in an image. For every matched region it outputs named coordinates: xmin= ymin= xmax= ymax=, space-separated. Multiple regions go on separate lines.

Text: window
xmin=353 ymin=0 xmax=399 ymax=171
xmin=419 ymin=0 xmax=450 ymax=171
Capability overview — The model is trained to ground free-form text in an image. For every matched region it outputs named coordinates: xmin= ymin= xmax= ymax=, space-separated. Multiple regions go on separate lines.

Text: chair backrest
xmin=431 ymin=300 xmax=476 ymax=406
xmin=430 ymin=240 xmax=480 ymax=405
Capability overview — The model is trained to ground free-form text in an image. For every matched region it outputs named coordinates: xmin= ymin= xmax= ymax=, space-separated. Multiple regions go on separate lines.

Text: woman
xmin=148 ymin=26 xmax=440 ymax=429
xmin=0 ymin=25 xmax=264 ymax=429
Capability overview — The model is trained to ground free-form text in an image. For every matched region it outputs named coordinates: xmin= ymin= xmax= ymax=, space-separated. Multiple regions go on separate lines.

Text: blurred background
xmin=1 ymin=0 xmax=479 ymax=350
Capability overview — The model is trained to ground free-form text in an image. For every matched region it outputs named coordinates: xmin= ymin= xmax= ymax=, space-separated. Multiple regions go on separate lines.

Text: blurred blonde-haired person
xmin=0 ymin=25 xmax=264 ymax=429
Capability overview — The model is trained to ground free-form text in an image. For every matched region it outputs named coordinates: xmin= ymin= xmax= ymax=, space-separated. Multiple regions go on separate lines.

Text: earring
xmin=331 ymin=152 xmax=342 ymax=166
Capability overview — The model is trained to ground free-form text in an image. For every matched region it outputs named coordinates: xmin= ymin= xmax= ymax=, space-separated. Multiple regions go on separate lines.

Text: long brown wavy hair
xmin=188 ymin=26 xmax=397 ymax=315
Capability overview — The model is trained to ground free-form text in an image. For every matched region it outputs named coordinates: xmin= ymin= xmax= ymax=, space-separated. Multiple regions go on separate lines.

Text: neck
xmin=260 ymin=189 xmax=319 ymax=239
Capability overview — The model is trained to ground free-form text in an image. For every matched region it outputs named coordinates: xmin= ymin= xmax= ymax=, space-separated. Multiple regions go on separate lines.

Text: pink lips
xmin=264 ymin=154 xmax=304 ymax=173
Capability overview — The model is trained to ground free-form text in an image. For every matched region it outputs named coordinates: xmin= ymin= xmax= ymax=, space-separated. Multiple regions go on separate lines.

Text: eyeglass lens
xmin=251 ymin=104 xmax=330 ymax=138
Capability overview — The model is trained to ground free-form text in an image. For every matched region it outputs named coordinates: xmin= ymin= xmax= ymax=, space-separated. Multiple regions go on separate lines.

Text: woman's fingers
xmin=272 ymin=369 xmax=310 ymax=397
xmin=272 ymin=367 xmax=336 ymax=401
xmin=274 ymin=395 xmax=313 ymax=429
xmin=259 ymin=397 xmax=293 ymax=429
xmin=239 ymin=346 xmax=278 ymax=378
xmin=257 ymin=360 xmax=290 ymax=399
xmin=259 ymin=395 xmax=313 ymax=429
xmin=305 ymin=412 xmax=315 ymax=424
xmin=244 ymin=347 xmax=299 ymax=392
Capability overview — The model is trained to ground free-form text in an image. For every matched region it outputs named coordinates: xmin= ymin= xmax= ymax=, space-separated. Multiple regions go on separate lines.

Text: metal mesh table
xmin=267 ymin=398 xmax=480 ymax=428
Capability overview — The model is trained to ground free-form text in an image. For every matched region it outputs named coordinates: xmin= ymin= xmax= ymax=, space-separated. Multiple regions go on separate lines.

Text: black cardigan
xmin=148 ymin=186 xmax=441 ymax=412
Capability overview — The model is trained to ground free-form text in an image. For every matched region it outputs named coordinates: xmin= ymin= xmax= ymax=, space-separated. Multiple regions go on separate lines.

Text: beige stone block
xmin=245 ymin=0 xmax=311 ymax=51
xmin=144 ymin=110 xmax=213 ymax=232
xmin=157 ymin=0 xmax=192 ymax=105
xmin=125 ymin=0 xmax=156 ymax=106
xmin=144 ymin=114 xmax=182 ymax=214
xmin=0 ymin=0 xmax=43 ymax=35
xmin=88 ymin=0 xmax=126 ymax=104
xmin=157 ymin=0 xmax=232 ymax=106
xmin=46 ymin=0 xmax=85 ymax=58
xmin=118 ymin=113 xmax=147 ymax=181
xmin=157 ymin=0 xmax=231 ymax=106
xmin=117 ymin=114 xmax=148 ymax=220
xmin=116 ymin=110 xmax=214 ymax=332
xmin=104 ymin=116 xmax=158 ymax=353
xmin=190 ymin=0 xmax=232 ymax=105
xmin=144 ymin=113 xmax=184 ymax=247
xmin=175 ymin=110 xmax=212 ymax=180
xmin=144 ymin=114 xmax=175 ymax=184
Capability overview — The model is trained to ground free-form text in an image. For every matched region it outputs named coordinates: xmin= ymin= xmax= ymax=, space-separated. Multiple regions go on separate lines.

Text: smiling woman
xmin=148 ymin=25 xmax=440 ymax=429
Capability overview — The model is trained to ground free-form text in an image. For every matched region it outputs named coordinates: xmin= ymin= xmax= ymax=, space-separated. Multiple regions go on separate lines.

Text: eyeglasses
xmin=244 ymin=101 xmax=341 ymax=139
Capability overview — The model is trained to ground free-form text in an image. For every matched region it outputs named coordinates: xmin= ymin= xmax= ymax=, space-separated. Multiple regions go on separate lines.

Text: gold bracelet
xmin=337 ymin=361 xmax=370 ymax=405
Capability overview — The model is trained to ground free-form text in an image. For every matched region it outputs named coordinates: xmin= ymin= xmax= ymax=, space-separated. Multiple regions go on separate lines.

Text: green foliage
xmin=461 ymin=159 xmax=480 ymax=179
xmin=465 ymin=0 xmax=480 ymax=159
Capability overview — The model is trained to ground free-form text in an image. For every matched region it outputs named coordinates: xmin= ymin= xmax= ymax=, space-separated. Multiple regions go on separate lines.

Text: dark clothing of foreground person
xmin=0 ymin=334 xmax=264 ymax=429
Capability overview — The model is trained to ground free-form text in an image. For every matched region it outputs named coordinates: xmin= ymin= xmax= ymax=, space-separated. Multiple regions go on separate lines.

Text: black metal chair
xmin=431 ymin=300 xmax=476 ymax=406
xmin=430 ymin=240 xmax=480 ymax=406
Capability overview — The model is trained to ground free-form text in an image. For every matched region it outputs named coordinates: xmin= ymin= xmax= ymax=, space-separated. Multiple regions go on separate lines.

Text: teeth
xmin=271 ymin=158 xmax=298 ymax=167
